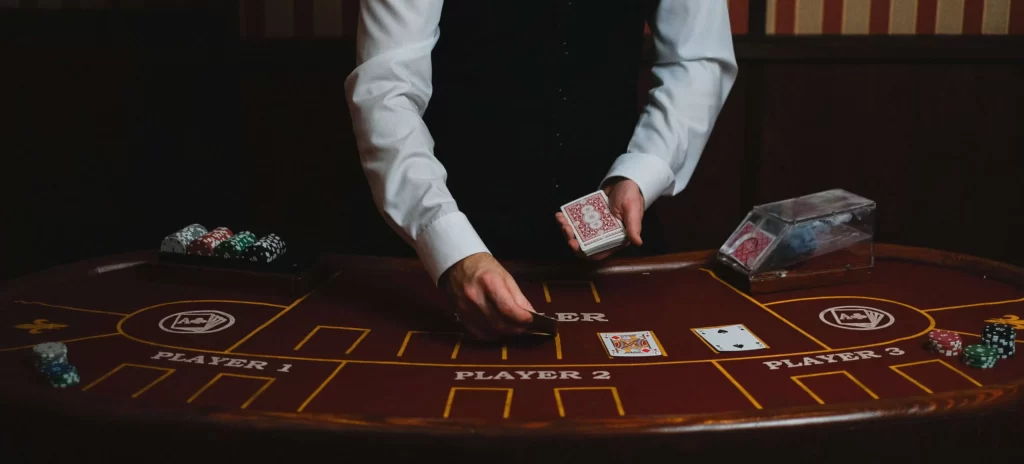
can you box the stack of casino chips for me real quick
[962,344,999,369]
[213,231,257,258]
[981,322,1016,359]
[33,342,80,388]
[241,233,287,263]
[160,224,208,254]
[925,329,963,356]
[159,224,287,263]
[187,227,234,256]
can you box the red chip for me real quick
[186,227,234,256]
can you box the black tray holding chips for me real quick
[156,249,318,275]
[152,240,329,297]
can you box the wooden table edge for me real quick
[1,243,1022,439]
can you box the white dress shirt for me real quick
[345,0,738,284]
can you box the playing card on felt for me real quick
[599,331,663,357]
[693,324,766,352]
[560,191,625,249]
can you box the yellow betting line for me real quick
[942,328,1024,343]
[297,362,347,412]
[700,268,831,350]
[224,271,342,353]
[711,360,762,409]
[923,297,1024,313]
[224,293,313,353]
[13,300,128,316]
[0,333,121,352]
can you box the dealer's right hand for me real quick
[439,252,536,340]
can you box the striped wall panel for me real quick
[731,0,752,34]
[0,0,749,38]
[239,0,358,39]
[766,0,1024,35]
[643,0,750,36]
[3,0,1021,36]
[240,0,750,40]
[0,0,205,8]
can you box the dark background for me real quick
[2,3,1022,282]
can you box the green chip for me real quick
[214,231,257,258]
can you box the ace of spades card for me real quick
[692,324,767,352]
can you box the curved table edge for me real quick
[1,244,1023,439]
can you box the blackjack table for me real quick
[2,244,1023,462]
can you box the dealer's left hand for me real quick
[555,177,645,260]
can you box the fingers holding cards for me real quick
[555,212,582,253]
[561,191,623,244]
[526,311,558,336]
[560,191,628,257]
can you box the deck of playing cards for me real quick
[560,191,627,256]
[720,221,777,270]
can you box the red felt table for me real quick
[2,244,1023,462]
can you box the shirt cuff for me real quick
[601,152,675,211]
[414,211,490,285]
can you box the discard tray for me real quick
[715,189,876,294]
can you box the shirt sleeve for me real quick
[344,0,489,285]
[602,0,739,211]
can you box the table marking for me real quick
[81,363,175,398]
[115,332,935,368]
[553,387,624,417]
[13,300,130,316]
[0,332,120,352]
[542,280,600,303]
[455,370,600,380]
[223,270,342,353]
[922,297,1024,313]
[114,300,936,368]
[443,387,513,419]
[293,325,370,354]
[983,315,1024,330]
[297,362,347,412]
[187,372,276,409]
[397,331,464,359]
[700,268,832,350]
[763,348,901,370]
[790,371,878,405]
[888,359,982,394]
[499,333,561,360]
[14,318,69,334]
[225,295,315,353]
[711,360,763,409]
[943,328,1024,343]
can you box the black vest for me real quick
[422,1,655,259]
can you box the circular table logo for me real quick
[819,305,894,331]
[159,310,235,334]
